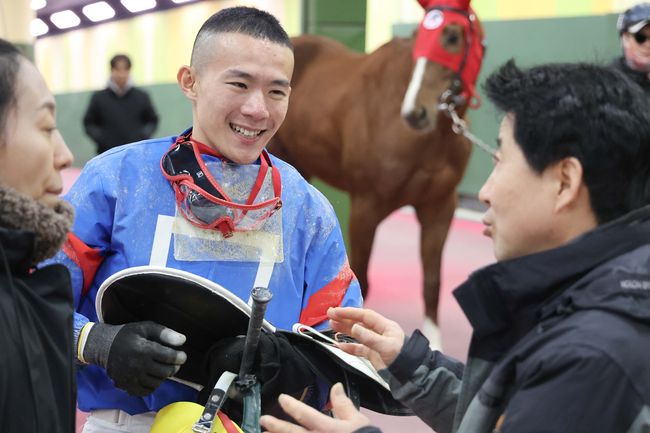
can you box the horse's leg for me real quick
[415,192,457,349]
[348,193,386,299]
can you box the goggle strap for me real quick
[267,151,283,201]
[245,151,270,207]
[190,141,234,202]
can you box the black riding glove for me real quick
[197,332,318,422]
[83,321,187,396]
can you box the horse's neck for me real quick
[357,38,415,117]
[367,38,414,81]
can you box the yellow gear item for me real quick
[150,401,243,433]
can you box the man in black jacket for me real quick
[260,61,650,433]
[612,3,650,93]
[83,54,159,154]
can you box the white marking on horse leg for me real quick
[422,317,442,351]
[401,57,428,118]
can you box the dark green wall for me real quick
[302,0,366,51]
[395,13,621,195]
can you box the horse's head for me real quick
[401,0,485,131]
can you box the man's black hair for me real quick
[191,6,292,67]
[110,54,131,70]
[0,39,22,140]
[485,59,650,223]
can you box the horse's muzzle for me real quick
[402,106,433,130]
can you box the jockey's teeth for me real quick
[232,125,260,137]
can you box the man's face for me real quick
[111,59,130,89]
[622,24,650,70]
[0,59,73,208]
[185,32,293,164]
[478,116,561,261]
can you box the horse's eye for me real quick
[446,33,460,45]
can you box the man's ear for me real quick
[177,65,197,100]
[555,156,585,213]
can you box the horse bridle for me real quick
[438,94,497,157]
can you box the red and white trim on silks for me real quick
[299,260,356,327]
[63,232,104,298]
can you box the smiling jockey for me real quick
[46,7,361,433]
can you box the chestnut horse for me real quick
[269,0,485,341]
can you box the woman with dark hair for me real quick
[0,38,76,432]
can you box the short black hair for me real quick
[110,54,131,69]
[485,60,650,224]
[0,39,22,140]
[190,6,292,68]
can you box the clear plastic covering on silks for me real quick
[97,266,413,431]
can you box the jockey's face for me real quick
[179,32,293,164]
[478,115,564,262]
[0,59,73,208]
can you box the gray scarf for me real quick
[0,184,74,266]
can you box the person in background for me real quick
[83,53,159,154]
[0,38,76,432]
[51,6,362,433]
[613,2,650,92]
[260,60,650,433]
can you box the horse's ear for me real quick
[417,0,472,11]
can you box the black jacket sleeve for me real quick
[83,92,105,147]
[138,91,158,139]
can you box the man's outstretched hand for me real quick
[327,307,405,371]
[259,383,371,433]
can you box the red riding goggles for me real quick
[160,133,282,238]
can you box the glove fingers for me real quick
[110,359,180,396]
[159,327,186,347]
[140,321,186,348]
[150,340,187,365]
[143,359,182,380]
